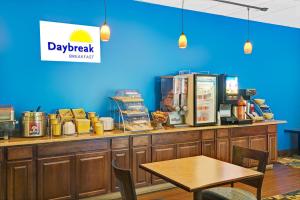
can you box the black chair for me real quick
[112,160,137,200]
[197,146,269,200]
[112,160,163,200]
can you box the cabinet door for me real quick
[131,147,151,188]
[38,155,75,200]
[268,134,277,164]
[177,142,200,158]
[7,160,35,200]
[76,151,111,198]
[230,137,249,167]
[249,135,267,167]
[216,138,229,162]
[202,140,215,158]
[112,149,130,191]
[152,144,176,184]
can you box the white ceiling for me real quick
[137,0,300,29]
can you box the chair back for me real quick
[232,145,269,200]
[112,160,137,200]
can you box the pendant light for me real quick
[178,0,187,48]
[100,0,111,42]
[244,7,253,54]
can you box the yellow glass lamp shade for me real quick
[100,23,111,42]
[178,33,187,48]
[244,40,253,54]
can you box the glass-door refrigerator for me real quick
[185,74,218,126]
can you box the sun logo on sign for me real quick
[69,30,93,43]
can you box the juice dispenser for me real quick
[160,75,188,126]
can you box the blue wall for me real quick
[0,0,299,150]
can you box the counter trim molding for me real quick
[0,120,286,147]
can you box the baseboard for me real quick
[84,183,175,200]
[250,164,273,170]
[278,149,299,157]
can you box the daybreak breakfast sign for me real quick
[40,21,101,63]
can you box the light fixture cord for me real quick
[181,0,185,34]
[247,7,250,40]
[104,0,107,23]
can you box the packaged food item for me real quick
[58,109,73,122]
[63,121,76,135]
[72,108,86,119]
[75,119,90,134]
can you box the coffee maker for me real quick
[218,74,239,125]
[0,105,16,140]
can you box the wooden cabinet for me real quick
[177,142,200,158]
[37,155,75,200]
[131,147,151,187]
[230,137,249,150]
[268,134,277,164]
[111,149,129,191]
[216,138,229,162]
[249,135,267,167]
[152,144,176,184]
[6,160,35,200]
[202,140,215,158]
[267,125,277,133]
[201,130,215,158]
[76,151,111,198]
[249,136,267,151]
[217,129,229,138]
[131,135,151,188]
[231,126,267,137]
[152,144,177,162]
[230,137,249,166]
[0,124,281,199]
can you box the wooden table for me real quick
[140,156,263,200]
[285,128,300,154]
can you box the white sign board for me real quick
[40,21,101,63]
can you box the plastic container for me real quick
[100,117,114,131]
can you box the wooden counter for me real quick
[0,120,286,147]
[0,120,286,200]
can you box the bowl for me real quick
[254,99,265,105]
[152,111,168,123]
[263,113,274,120]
